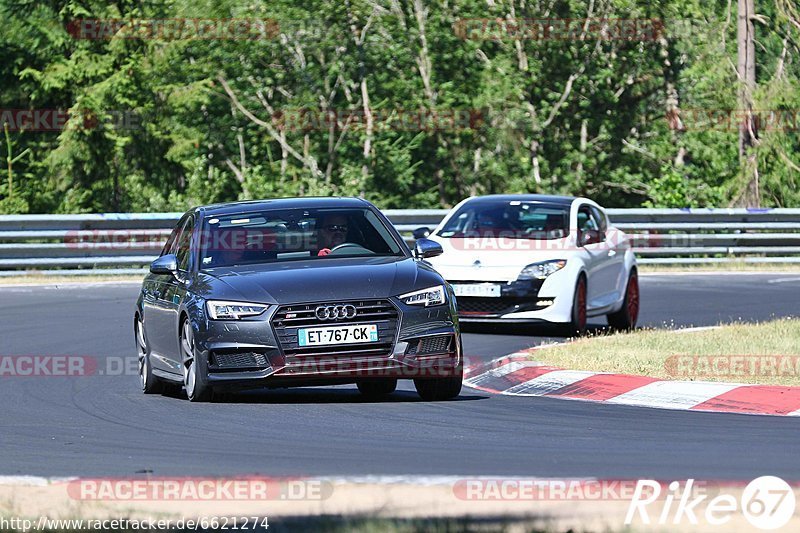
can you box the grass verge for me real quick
[530,318,800,386]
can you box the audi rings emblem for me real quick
[315,304,357,320]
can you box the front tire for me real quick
[357,379,397,398]
[180,319,213,402]
[565,275,588,336]
[136,316,164,394]
[607,269,639,330]
[414,365,463,401]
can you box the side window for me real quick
[364,210,402,254]
[590,206,607,234]
[175,216,194,271]
[577,206,598,232]
[160,219,183,257]
[453,212,470,233]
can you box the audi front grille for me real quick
[271,299,399,361]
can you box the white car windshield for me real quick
[438,201,569,240]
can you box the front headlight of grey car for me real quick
[517,259,567,280]
[206,300,270,320]
[399,285,446,307]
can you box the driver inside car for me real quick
[315,214,350,256]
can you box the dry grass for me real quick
[529,318,800,385]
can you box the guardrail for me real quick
[1,208,799,276]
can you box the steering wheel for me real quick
[328,242,372,256]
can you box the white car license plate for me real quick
[298,324,378,347]
[452,283,502,298]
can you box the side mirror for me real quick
[150,254,178,276]
[579,229,602,247]
[412,227,431,240]
[414,238,443,259]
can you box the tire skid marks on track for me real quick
[464,355,800,416]
[503,370,598,396]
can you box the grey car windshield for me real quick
[200,208,404,268]
[438,201,570,240]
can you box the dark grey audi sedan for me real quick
[134,197,462,402]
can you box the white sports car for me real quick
[416,194,639,334]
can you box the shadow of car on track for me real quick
[158,385,489,404]
[460,321,609,338]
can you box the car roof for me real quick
[463,194,577,206]
[196,197,371,217]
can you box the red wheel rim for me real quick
[577,280,587,329]
[627,274,639,324]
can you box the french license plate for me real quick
[452,283,502,298]
[298,324,378,347]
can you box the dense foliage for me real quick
[1,0,798,213]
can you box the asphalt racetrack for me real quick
[1,273,798,480]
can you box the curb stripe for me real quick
[466,363,558,393]
[505,370,598,396]
[490,361,539,377]
[691,385,800,415]
[547,374,661,401]
[464,354,800,416]
[463,354,528,379]
[605,381,740,410]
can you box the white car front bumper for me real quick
[443,266,578,324]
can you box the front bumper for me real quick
[450,277,573,324]
[194,298,460,390]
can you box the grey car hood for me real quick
[195,256,440,304]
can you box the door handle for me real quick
[607,250,617,257]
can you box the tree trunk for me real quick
[4,123,13,199]
[737,0,759,207]
[360,78,373,199]
[530,139,541,187]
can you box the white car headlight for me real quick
[206,300,269,320]
[399,285,446,307]
[518,260,567,280]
